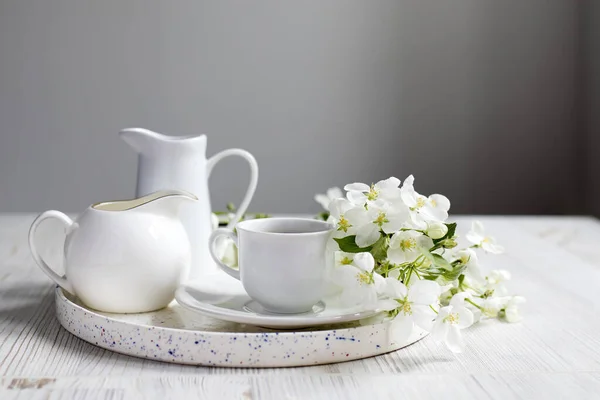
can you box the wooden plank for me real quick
[0,373,599,400]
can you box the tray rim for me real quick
[55,287,429,367]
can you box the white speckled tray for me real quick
[55,288,428,367]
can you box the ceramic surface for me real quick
[29,190,196,313]
[120,128,259,281]
[175,284,380,329]
[209,218,334,313]
[55,288,428,367]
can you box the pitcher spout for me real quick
[119,127,206,155]
[119,128,165,154]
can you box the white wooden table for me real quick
[1,214,600,399]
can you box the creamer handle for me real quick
[28,211,75,294]
[206,149,258,229]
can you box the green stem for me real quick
[404,268,413,286]
[415,255,425,266]
[400,228,425,234]
[429,305,439,314]
[465,298,483,310]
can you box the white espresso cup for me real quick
[208,218,334,314]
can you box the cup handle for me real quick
[28,210,76,294]
[206,149,258,229]
[208,228,241,280]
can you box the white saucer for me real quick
[175,283,381,329]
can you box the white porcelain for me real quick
[29,190,196,313]
[209,218,334,314]
[120,127,259,281]
[175,284,380,329]
[55,287,428,367]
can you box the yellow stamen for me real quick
[337,215,352,233]
[416,197,426,209]
[400,238,417,251]
[443,312,460,324]
[400,301,412,315]
[367,184,379,201]
[374,211,389,227]
[340,256,353,265]
[356,271,372,285]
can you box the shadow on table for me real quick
[0,282,55,323]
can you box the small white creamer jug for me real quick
[29,190,197,313]
[119,128,258,282]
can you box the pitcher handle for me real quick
[206,149,258,229]
[28,210,76,294]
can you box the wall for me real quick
[0,0,580,214]
[586,0,600,216]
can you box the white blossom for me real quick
[455,248,484,283]
[315,187,343,210]
[330,252,385,309]
[426,222,448,240]
[312,175,522,353]
[466,221,504,254]
[328,198,357,236]
[345,200,410,247]
[400,175,450,229]
[484,269,511,296]
[380,279,440,341]
[471,296,507,319]
[387,230,434,264]
[344,177,402,207]
[503,296,526,323]
[431,292,474,352]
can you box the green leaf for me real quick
[420,248,435,263]
[316,211,330,221]
[441,263,468,281]
[253,213,271,219]
[432,253,453,271]
[370,234,389,260]
[445,222,457,238]
[333,235,374,253]
[433,222,457,244]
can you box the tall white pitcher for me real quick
[120,128,258,281]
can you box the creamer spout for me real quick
[140,190,198,217]
[92,190,197,215]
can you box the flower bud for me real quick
[441,239,458,249]
[427,222,448,239]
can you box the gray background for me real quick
[0,0,594,215]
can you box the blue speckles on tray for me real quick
[54,288,426,367]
